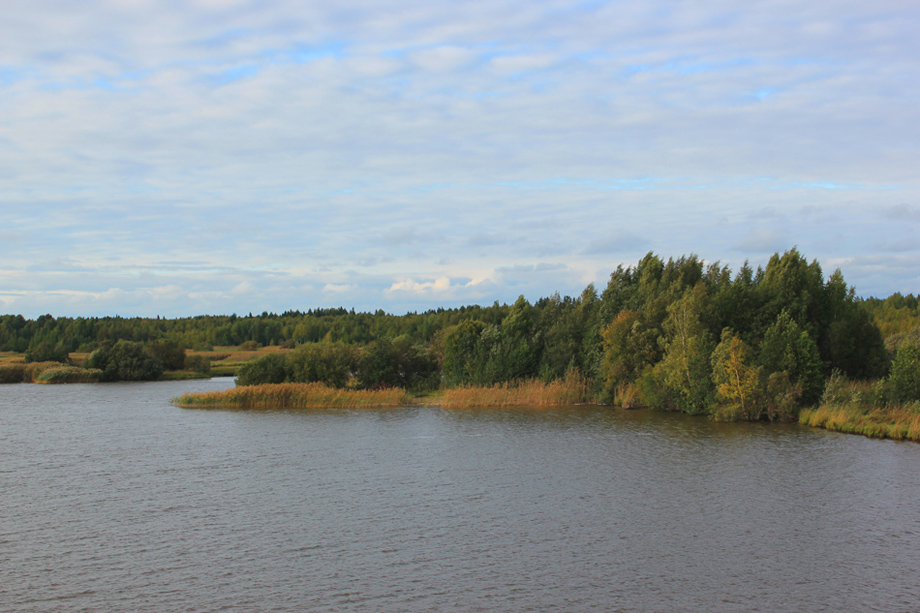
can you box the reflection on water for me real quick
[2,379,919,612]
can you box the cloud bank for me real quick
[0,0,917,316]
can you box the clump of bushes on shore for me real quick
[173,382,411,410]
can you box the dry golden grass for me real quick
[0,352,25,365]
[440,373,592,408]
[799,404,920,442]
[173,382,411,410]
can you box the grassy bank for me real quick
[440,374,592,408]
[173,382,411,410]
[799,404,920,442]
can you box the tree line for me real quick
[2,249,918,416]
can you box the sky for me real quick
[1,0,917,318]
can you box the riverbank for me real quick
[799,404,920,442]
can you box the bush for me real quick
[148,339,186,371]
[357,337,439,391]
[24,340,69,364]
[185,354,211,374]
[287,343,358,388]
[888,345,920,403]
[83,340,164,381]
[236,353,288,386]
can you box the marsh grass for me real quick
[35,366,103,384]
[799,375,920,442]
[0,363,26,383]
[800,403,920,442]
[440,372,592,408]
[173,382,411,410]
[23,362,67,382]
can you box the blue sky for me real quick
[1,0,917,317]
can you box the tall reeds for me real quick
[799,404,920,442]
[35,366,103,384]
[799,375,920,442]
[172,382,411,410]
[440,372,592,408]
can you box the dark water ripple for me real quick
[2,379,919,612]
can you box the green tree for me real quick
[84,340,164,382]
[760,310,824,405]
[287,342,359,388]
[148,339,186,371]
[657,284,715,414]
[887,345,920,403]
[236,353,287,386]
[24,339,69,364]
[711,330,764,421]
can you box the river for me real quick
[2,378,919,612]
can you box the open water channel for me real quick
[2,377,919,612]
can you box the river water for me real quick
[2,378,919,612]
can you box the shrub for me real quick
[148,339,186,371]
[185,354,211,374]
[287,342,358,388]
[888,345,920,403]
[83,340,164,381]
[236,353,288,386]
[24,340,69,364]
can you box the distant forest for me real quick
[3,249,919,419]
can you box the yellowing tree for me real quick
[711,329,764,421]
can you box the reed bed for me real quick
[799,404,920,442]
[440,374,592,408]
[172,382,411,410]
[23,362,66,383]
[35,366,103,384]
[0,363,26,383]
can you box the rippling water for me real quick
[2,378,919,612]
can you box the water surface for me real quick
[2,379,919,611]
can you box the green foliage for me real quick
[236,353,287,386]
[711,330,765,421]
[83,340,165,382]
[286,342,359,388]
[601,309,660,400]
[888,345,920,403]
[657,285,715,414]
[24,339,69,364]
[760,310,824,404]
[184,354,212,374]
[148,339,186,370]
[356,336,438,391]
[442,320,486,385]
